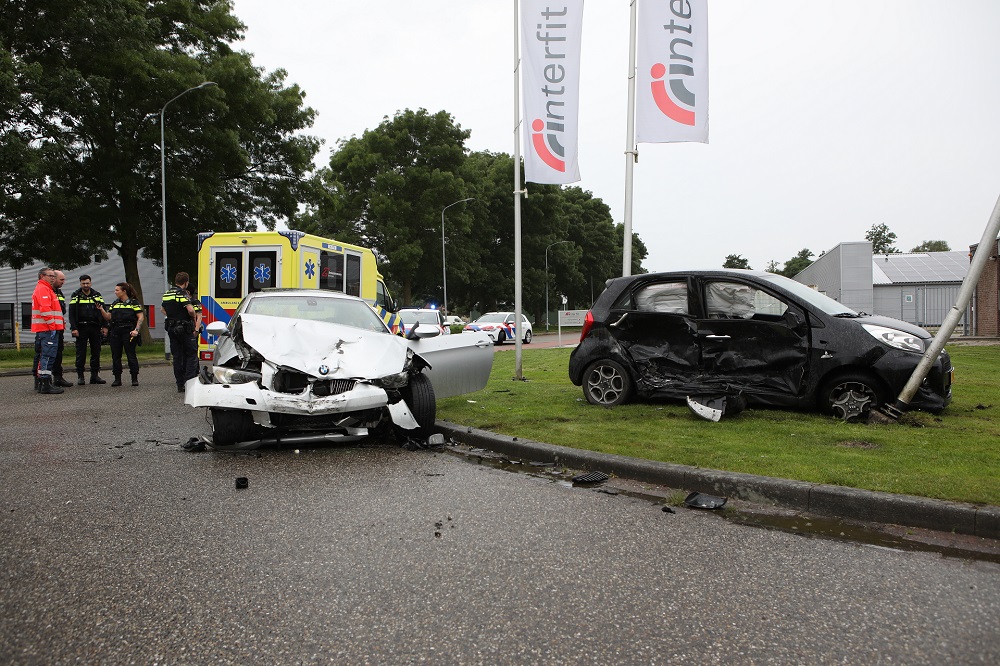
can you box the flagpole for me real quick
[622,0,638,277]
[513,0,525,379]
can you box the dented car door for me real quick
[695,279,810,399]
[607,279,700,394]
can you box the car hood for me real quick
[234,313,408,379]
[853,314,932,339]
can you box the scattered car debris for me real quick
[686,394,747,422]
[683,492,728,510]
[661,506,676,513]
[180,437,208,452]
[235,477,249,489]
[572,471,610,484]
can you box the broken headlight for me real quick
[861,324,924,353]
[211,366,263,385]
[371,370,409,389]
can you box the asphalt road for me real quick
[2,366,999,664]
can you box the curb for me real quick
[0,360,172,378]
[437,421,1000,540]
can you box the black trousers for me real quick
[168,328,198,388]
[109,329,139,378]
[75,325,103,374]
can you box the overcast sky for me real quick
[231,0,1000,272]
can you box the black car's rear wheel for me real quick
[583,359,633,406]
[819,371,886,421]
[210,408,257,446]
[523,330,532,344]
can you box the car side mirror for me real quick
[405,323,442,340]
[782,310,805,330]
[206,320,229,337]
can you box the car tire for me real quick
[400,372,436,434]
[210,408,257,446]
[818,371,886,421]
[523,330,532,344]
[495,330,506,345]
[583,359,633,406]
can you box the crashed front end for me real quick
[185,314,423,445]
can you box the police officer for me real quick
[161,271,198,393]
[68,274,108,385]
[99,282,144,386]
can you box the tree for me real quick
[723,254,751,269]
[911,240,951,252]
[780,248,814,277]
[1,0,320,336]
[866,223,899,254]
[765,260,781,273]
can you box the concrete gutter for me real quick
[437,421,1000,540]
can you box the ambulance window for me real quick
[215,252,243,299]
[345,254,361,297]
[375,281,391,310]
[248,251,276,291]
[320,251,344,292]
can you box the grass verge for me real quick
[438,344,1000,506]
[0,341,170,370]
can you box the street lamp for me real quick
[545,240,571,331]
[441,197,473,314]
[160,81,216,292]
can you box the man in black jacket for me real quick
[68,274,108,385]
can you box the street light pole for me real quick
[545,240,571,332]
[160,81,216,292]
[440,197,473,314]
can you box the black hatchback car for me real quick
[568,270,953,418]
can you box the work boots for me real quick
[131,373,139,387]
[90,372,106,385]
[39,376,64,395]
[53,375,73,388]
[111,374,122,387]
[77,372,86,386]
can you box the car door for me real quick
[605,279,700,394]
[406,332,495,398]
[695,278,810,398]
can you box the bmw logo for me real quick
[318,365,329,376]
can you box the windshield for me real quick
[399,310,441,325]
[243,295,389,333]
[475,313,509,324]
[759,274,858,316]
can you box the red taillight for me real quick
[579,311,594,342]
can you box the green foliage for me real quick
[723,254,751,269]
[779,248,814,277]
[0,0,320,304]
[910,240,951,252]
[438,345,1000,505]
[866,223,900,254]
[304,110,643,318]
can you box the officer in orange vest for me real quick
[31,267,66,395]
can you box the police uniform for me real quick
[162,284,198,391]
[69,286,107,384]
[108,298,143,386]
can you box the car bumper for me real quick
[185,378,390,416]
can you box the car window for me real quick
[704,281,788,319]
[399,311,441,325]
[633,281,689,314]
[245,296,389,332]
[476,313,507,324]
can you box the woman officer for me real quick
[99,282,144,386]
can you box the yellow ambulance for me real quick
[196,230,401,363]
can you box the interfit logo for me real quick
[649,2,700,126]
[529,6,570,172]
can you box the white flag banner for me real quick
[636,0,709,143]
[521,0,584,184]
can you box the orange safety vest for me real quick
[31,280,65,332]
